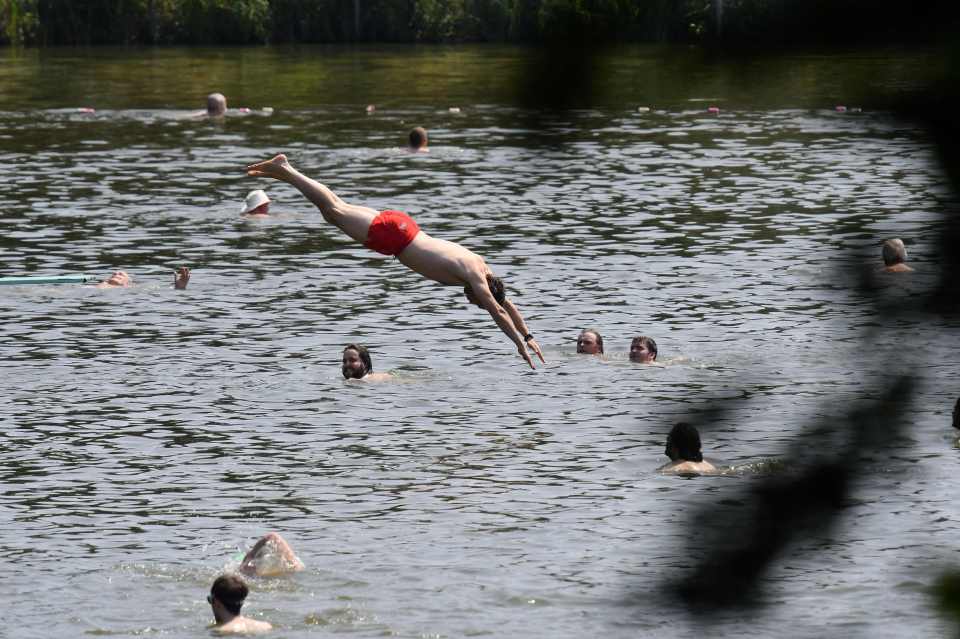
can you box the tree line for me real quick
[0,0,955,47]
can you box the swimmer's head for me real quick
[206,93,227,117]
[665,422,703,463]
[882,238,907,266]
[102,270,131,287]
[463,274,506,308]
[209,574,247,617]
[953,398,960,430]
[240,189,271,215]
[577,328,604,355]
[408,126,428,150]
[342,343,372,380]
[630,336,657,363]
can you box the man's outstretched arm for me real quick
[503,299,545,364]
[467,273,535,369]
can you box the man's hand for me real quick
[518,344,535,369]
[526,338,546,364]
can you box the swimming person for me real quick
[206,93,227,117]
[206,573,272,634]
[239,532,304,577]
[240,190,271,216]
[96,270,132,288]
[246,154,545,369]
[341,344,393,381]
[659,423,717,475]
[629,336,657,363]
[576,328,604,355]
[881,238,913,272]
[96,267,190,289]
[407,126,429,152]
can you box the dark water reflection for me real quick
[1,45,958,638]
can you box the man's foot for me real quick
[246,154,292,181]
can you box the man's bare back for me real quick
[246,154,545,368]
[398,233,489,286]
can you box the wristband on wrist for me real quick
[523,333,534,342]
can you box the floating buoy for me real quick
[835,105,847,113]
[637,106,650,113]
[365,104,376,114]
[77,107,95,114]
[707,106,720,114]
[448,107,461,113]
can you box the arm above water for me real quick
[502,298,545,364]
[466,271,535,369]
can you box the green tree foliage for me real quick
[172,0,270,44]
[12,0,946,47]
[0,0,40,45]
[1,0,706,45]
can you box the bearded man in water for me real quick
[246,154,545,369]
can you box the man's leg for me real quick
[247,154,377,243]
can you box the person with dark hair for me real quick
[576,329,604,355]
[341,344,392,381]
[239,532,304,577]
[207,573,271,633]
[953,398,960,431]
[407,126,428,152]
[629,336,657,363]
[659,423,716,475]
[881,238,913,272]
[246,154,545,369]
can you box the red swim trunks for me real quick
[364,210,421,256]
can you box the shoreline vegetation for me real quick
[1,0,955,48]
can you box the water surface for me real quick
[1,44,957,638]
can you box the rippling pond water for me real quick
[1,44,958,638]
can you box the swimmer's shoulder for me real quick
[659,460,718,476]
[214,617,272,634]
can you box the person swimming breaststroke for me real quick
[246,154,545,369]
[207,573,272,634]
[659,422,717,475]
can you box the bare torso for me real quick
[397,231,491,286]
